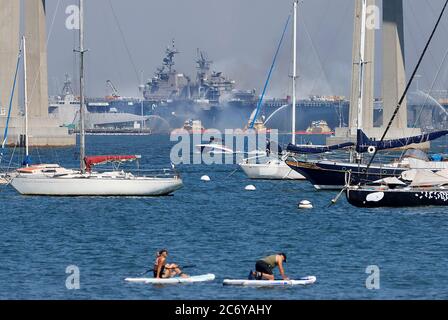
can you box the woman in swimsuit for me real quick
[153,249,189,278]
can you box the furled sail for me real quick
[286,142,354,154]
[356,129,448,153]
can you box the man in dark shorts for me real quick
[248,253,289,280]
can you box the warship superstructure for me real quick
[49,41,448,134]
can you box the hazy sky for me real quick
[44,0,448,100]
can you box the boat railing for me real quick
[127,168,182,179]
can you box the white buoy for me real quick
[201,175,211,182]
[245,185,256,191]
[298,200,313,209]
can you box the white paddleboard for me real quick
[222,276,316,287]
[125,273,215,284]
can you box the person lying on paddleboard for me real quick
[248,253,289,280]
[154,249,189,279]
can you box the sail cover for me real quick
[356,129,448,153]
[409,169,448,187]
[84,155,140,172]
[373,177,406,186]
[286,142,354,154]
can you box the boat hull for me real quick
[240,160,305,180]
[10,176,183,196]
[285,160,407,190]
[346,187,448,207]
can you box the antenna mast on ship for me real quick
[62,73,74,97]
[196,49,212,84]
[164,39,179,73]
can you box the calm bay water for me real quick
[1,135,448,299]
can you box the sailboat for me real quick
[239,0,305,180]
[285,0,448,190]
[345,0,448,208]
[285,129,448,190]
[10,0,183,196]
[346,169,448,207]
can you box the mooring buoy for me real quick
[298,200,313,209]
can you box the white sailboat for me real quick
[10,0,183,196]
[239,157,304,180]
[239,0,305,180]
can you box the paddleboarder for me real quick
[248,253,289,280]
[266,139,271,157]
[266,139,282,158]
[154,249,189,279]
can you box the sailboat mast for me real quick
[291,0,298,145]
[79,0,86,173]
[356,0,367,132]
[22,36,29,164]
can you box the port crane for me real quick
[106,80,120,98]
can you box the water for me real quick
[1,135,448,299]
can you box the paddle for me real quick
[140,265,197,276]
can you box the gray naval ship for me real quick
[114,41,260,131]
[100,41,353,133]
[50,41,448,134]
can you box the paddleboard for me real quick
[222,276,316,287]
[125,273,215,284]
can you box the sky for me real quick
[43,0,448,100]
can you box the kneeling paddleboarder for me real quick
[154,249,189,279]
[249,253,289,280]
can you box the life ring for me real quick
[367,146,376,154]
